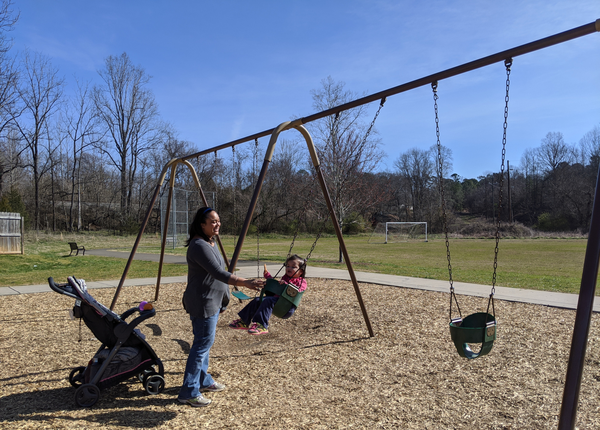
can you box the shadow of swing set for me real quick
[105,20,599,429]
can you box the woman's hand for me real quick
[245,279,265,291]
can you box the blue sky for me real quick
[9,0,600,179]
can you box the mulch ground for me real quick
[1,279,599,429]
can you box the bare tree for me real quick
[79,151,120,229]
[14,51,64,231]
[0,130,22,193]
[318,128,384,219]
[0,58,21,195]
[61,80,102,231]
[259,138,307,231]
[309,76,385,261]
[147,123,197,187]
[310,77,384,204]
[93,52,161,221]
[537,132,574,174]
[0,0,21,195]
[579,125,600,169]
[0,0,18,133]
[395,147,436,221]
[0,0,16,53]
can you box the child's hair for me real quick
[185,206,215,246]
[286,254,307,277]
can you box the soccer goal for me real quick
[384,222,428,243]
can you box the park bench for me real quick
[68,242,85,256]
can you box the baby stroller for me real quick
[48,276,165,407]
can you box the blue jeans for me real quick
[238,296,295,329]
[178,312,219,399]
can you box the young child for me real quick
[229,254,307,335]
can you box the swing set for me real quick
[107,20,599,428]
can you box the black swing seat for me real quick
[449,312,497,359]
[261,278,304,319]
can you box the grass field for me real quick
[0,231,591,294]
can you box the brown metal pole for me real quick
[154,163,177,301]
[180,20,600,163]
[229,159,269,272]
[181,159,229,268]
[314,166,375,337]
[229,123,288,272]
[155,159,231,302]
[110,175,165,310]
[558,163,600,429]
[295,123,375,337]
[300,20,600,126]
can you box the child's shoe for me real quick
[178,395,211,407]
[228,319,249,330]
[200,381,226,392]
[248,322,268,335]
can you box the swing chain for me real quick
[432,82,461,321]
[360,97,386,146]
[231,145,241,284]
[254,138,261,278]
[287,225,299,258]
[491,58,512,297]
[286,193,309,258]
[285,189,329,268]
[305,214,324,260]
[433,82,454,290]
[232,146,236,232]
[304,203,332,263]
[253,138,259,183]
[305,231,322,262]
[257,221,260,278]
[287,174,321,258]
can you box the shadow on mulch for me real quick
[1,383,178,427]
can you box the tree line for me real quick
[0,1,598,237]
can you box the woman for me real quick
[178,206,264,407]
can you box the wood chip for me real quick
[0,279,598,428]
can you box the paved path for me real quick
[1,249,598,312]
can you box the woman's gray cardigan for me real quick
[182,238,231,318]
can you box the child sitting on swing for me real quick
[229,254,307,335]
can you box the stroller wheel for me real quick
[69,366,86,387]
[137,366,156,383]
[143,373,165,395]
[75,383,100,407]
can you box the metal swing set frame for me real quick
[108,20,600,429]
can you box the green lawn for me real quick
[232,235,589,294]
[0,232,189,287]
[0,231,592,295]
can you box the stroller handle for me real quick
[48,277,79,299]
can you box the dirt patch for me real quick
[1,279,599,429]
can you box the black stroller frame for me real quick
[48,276,165,407]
